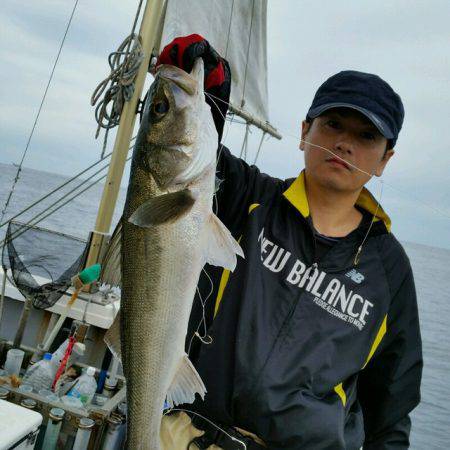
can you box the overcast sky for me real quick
[0,0,449,249]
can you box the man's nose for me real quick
[334,134,355,155]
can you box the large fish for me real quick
[102,58,243,450]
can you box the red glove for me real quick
[156,34,231,142]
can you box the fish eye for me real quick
[153,99,169,115]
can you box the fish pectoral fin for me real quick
[205,214,244,271]
[166,354,206,408]
[128,189,196,227]
[104,311,122,361]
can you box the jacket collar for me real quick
[283,170,391,232]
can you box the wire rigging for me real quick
[241,0,256,107]
[0,139,135,248]
[0,154,133,249]
[205,91,450,222]
[0,152,111,230]
[253,131,267,165]
[0,0,79,225]
[224,0,236,60]
[0,137,136,231]
[239,123,251,160]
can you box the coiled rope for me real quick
[91,34,143,140]
[91,0,144,157]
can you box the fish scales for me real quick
[121,151,206,447]
[122,221,203,447]
[102,60,243,450]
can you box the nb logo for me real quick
[345,268,365,284]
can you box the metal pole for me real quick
[0,270,6,332]
[13,296,33,349]
[228,102,282,140]
[85,0,166,268]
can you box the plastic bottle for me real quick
[22,352,55,391]
[51,339,85,373]
[68,367,97,405]
[4,348,25,376]
[51,339,68,367]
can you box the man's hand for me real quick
[156,34,231,141]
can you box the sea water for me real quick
[0,162,448,449]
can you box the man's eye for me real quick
[326,120,340,129]
[361,132,376,140]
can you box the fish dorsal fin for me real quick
[205,214,244,271]
[129,189,196,227]
[166,354,206,408]
[99,219,122,288]
[104,311,122,361]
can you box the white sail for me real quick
[159,0,269,124]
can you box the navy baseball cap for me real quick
[307,70,404,147]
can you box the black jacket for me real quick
[187,147,423,450]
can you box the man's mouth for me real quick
[326,157,351,170]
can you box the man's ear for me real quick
[375,149,395,177]
[300,120,311,151]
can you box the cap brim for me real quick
[307,102,394,139]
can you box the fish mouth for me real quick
[146,141,194,152]
[157,64,197,95]
[326,157,351,170]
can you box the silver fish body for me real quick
[112,59,242,450]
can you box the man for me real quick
[158,36,423,450]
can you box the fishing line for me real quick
[187,268,214,356]
[205,92,376,178]
[186,101,238,354]
[206,90,387,265]
[298,135,386,265]
[185,95,236,354]
[206,92,375,177]
[291,135,450,221]
[164,407,247,450]
[297,139,374,177]
[0,0,80,225]
[204,91,450,222]
[354,179,384,266]
[213,107,235,216]
[195,278,213,345]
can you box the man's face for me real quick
[300,108,394,193]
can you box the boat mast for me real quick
[85,0,166,268]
